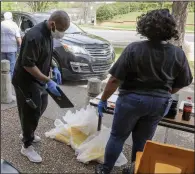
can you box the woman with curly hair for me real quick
[95,9,193,174]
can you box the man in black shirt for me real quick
[96,9,193,174]
[12,11,70,163]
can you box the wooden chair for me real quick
[134,140,194,174]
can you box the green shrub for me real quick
[96,2,194,22]
[163,2,172,11]
[115,3,130,15]
[110,4,119,16]
[96,5,115,22]
[139,2,162,12]
[129,2,140,12]
[97,2,170,22]
[188,2,194,12]
[97,3,131,22]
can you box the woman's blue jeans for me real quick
[103,93,172,173]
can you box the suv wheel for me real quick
[49,55,62,82]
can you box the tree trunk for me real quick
[82,2,93,24]
[94,8,97,26]
[83,7,88,24]
[26,2,51,12]
[169,1,189,48]
[82,2,87,24]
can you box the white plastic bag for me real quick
[62,105,98,150]
[63,105,98,136]
[76,127,128,166]
[45,119,70,145]
[114,153,128,167]
[45,107,128,167]
[68,126,88,150]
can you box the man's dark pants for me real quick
[14,82,48,148]
[103,93,172,173]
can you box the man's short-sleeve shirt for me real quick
[1,20,21,53]
[109,41,193,97]
[12,21,53,87]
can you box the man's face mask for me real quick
[51,23,65,39]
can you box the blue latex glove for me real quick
[53,67,62,85]
[98,100,107,117]
[46,80,61,97]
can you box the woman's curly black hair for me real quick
[136,9,179,41]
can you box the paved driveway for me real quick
[82,28,194,47]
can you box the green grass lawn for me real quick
[112,12,194,24]
[98,24,194,32]
[102,24,137,31]
[95,12,194,32]
[114,47,124,60]
[112,12,142,21]
[186,12,195,24]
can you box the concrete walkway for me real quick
[1,107,131,173]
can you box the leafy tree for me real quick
[1,2,19,11]
[188,1,194,12]
[26,1,58,12]
[81,2,93,24]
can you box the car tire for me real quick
[51,54,63,83]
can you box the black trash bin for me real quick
[164,94,179,119]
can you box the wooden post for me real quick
[1,60,12,103]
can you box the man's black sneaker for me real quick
[95,164,107,174]
[122,162,135,174]
[122,167,131,174]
